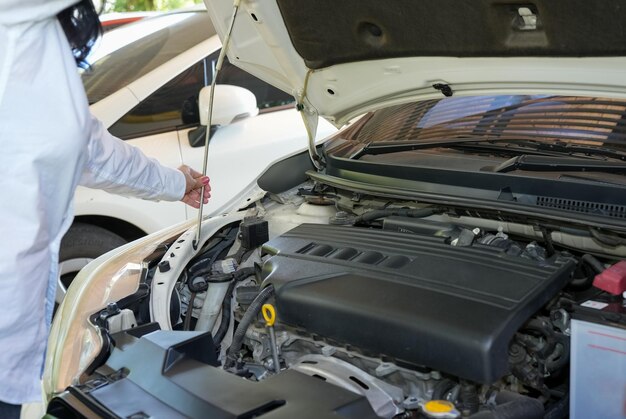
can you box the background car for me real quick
[57,8,335,307]
[99,11,157,32]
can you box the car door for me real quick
[74,61,208,234]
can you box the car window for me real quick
[108,59,206,140]
[82,11,215,105]
[214,55,295,110]
[109,52,294,140]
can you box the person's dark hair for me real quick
[57,0,102,67]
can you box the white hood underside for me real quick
[204,0,626,127]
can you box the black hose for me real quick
[354,208,436,224]
[431,379,457,400]
[225,284,275,368]
[213,281,236,345]
[213,267,257,345]
[569,254,605,289]
[545,334,570,372]
[581,254,605,274]
[468,391,544,419]
[460,382,479,415]
[519,317,557,358]
[183,293,196,331]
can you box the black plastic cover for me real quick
[276,0,626,69]
[262,224,576,383]
[240,218,270,250]
[48,330,376,419]
[257,149,317,194]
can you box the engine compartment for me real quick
[48,187,626,419]
[262,223,575,384]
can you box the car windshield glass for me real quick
[81,11,215,104]
[354,95,626,150]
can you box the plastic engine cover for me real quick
[261,224,576,383]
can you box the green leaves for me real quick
[110,0,202,13]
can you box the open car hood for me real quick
[204,0,626,127]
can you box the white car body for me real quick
[78,105,330,234]
[78,11,334,234]
[205,1,626,125]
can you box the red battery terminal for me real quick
[593,261,626,295]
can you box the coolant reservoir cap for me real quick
[421,400,460,419]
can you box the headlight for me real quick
[43,219,195,399]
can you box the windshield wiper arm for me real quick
[527,141,626,161]
[489,155,626,173]
[351,138,626,161]
[350,138,498,159]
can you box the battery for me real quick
[570,295,626,419]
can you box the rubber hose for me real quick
[431,379,457,400]
[225,284,275,367]
[520,318,556,357]
[545,334,570,372]
[355,208,436,224]
[569,254,605,288]
[213,281,236,345]
[581,254,605,274]
[460,382,479,415]
[469,391,544,419]
[183,292,196,331]
[213,267,256,345]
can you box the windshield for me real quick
[353,95,626,149]
[81,11,215,104]
[322,95,626,223]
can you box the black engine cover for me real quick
[262,223,575,383]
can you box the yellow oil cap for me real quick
[421,400,460,419]
[262,304,276,327]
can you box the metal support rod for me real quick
[194,0,241,249]
[268,326,281,373]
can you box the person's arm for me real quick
[79,114,210,207]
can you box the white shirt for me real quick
[0,1,186,403]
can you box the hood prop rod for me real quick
[297,70,324,171]
[194,0,241,250]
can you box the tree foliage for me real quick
[110,0,202,12]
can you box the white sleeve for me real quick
[79,114,186,201]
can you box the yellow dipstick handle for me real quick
[262,304,276,327]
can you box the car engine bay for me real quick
[48,184,626,419]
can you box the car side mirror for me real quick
[188,85,259,148]
[199,84,258,126]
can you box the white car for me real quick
[58,9,336,305]
[46,1,626,418]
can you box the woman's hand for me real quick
[178,165,210,208]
